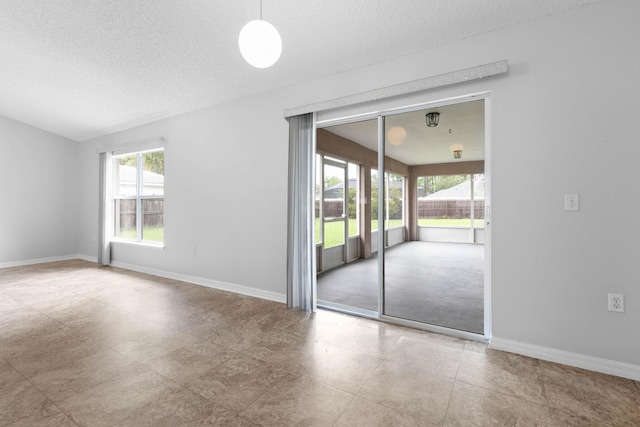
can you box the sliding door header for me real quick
[284,60,508,119]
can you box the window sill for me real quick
[110,239,165,249]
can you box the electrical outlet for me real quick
[608,293,624,312]
[191,246,196,256]
[564,194,579,211]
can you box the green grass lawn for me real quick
[316,218,404,248]
[117,226,164,242]
[316,218,483,247]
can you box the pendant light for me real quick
[238,0,282,68]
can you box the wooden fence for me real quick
[318,199,484,220]
[117,199,164,230]
[418,199,485,219]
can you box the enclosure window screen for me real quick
[417,174,484,228]
[112,149,164,243]
[386,173,404,230]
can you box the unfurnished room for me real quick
[1,1,639,425]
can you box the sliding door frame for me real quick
[315,92,492,342]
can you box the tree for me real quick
[143,151,164,175]
[117,151,164,176]
[418,174,468,196]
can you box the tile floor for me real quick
[0,260,638,426]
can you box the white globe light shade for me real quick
[387,126,407,145]
[238,20,282,68]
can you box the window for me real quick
[112,149,164,243]
[386,172,404,229]
[417,173,484,228]
[347,163,359,237]
[371,170,405,231]
[315,155,360,246]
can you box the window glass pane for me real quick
[387,173,403,229]
[315,155,322,244]
[417,174,472,227]
[114,199,136,239]
[347,163,359,237]
[142,151,165,196]
[473,174,485,228]
[323,164,344,220]
[371,169,378,231]
[142,198,164,242]
[112,150,164,243]
[113,155,137,197]
[323,221,345,248]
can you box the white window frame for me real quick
[112,148,164,245]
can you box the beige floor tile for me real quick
[358,360,454,425]
[142,340,238,385]
[5,411,78,427]
[115,386,250,427]
[195,321,267,351]
[299,344,382,394]
[325,321,402,359]
[251,305,306,332]
[444,381,556,426]
[39,297,119,326]
[284,309,358,340]
[3,326,102,379]
[0,378,61,427]
[540,361,640,426]
[548,407,619,427]
[463,339,490,354]
[0,306,65,343]
[456,348,547,404]
[0,357,26,394]
[130,299,210,328]
[58,366,182,427]
[387,335,464,379]
[241,374,353,426]
[25,293,97,319]
[0,293,26,312]
[27,349,141,403]
[3,260,638,427]
[244,328,324,368]
[185,354,289,411]
[334,396,425,427]
[169,306,235,335]
[109,326,201,364]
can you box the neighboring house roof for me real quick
[422,176,484,200]
[118,165,164,185]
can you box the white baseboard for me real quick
[77,254,98,263]
[109,260,287,304]
[0,254,82,269]
[1,255,286,305]
[490,337,640,381]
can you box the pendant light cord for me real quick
[260,0,263,19]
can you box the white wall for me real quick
[0,115,79,265]
[75,0,639,372]
[77,95,292,297]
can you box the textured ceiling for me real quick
[0,0,600,142]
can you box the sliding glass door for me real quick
[315,98,487,337]
[315,118,379,315]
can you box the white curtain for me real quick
[97,152,112,265]
[286,113,317,311]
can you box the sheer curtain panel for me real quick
[286,113,317,311]
[97,152,112,265]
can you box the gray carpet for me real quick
[317,241,484,334]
